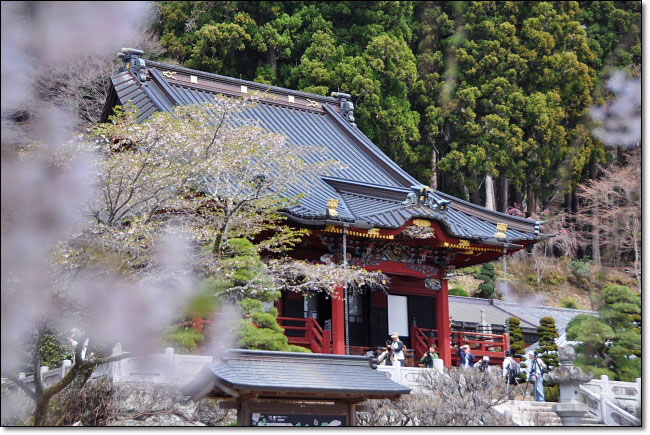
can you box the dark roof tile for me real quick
[181,349,410,400]
[104,62,544,242]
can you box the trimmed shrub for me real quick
[449,287,469,297]
[544,385,559,402]
[475,262,496,299]
[164,327,205,353]
[507,317,527,380]
[537,316,559,369]
[560,297,580,309]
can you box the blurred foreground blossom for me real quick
[589,70,641,148]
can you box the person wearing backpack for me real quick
[527,351,547,402]
[502,350,520,399]
[474,355,490,372]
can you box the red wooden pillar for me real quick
[332,285,346,354]
[437,278,452,366]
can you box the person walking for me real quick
[420,345,438,368]
[502,350,518,399]
[390,332,406,367]
[527,351,547,402]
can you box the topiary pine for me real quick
[237,297,309,352]
[537,316,559,369]
[507,317,527,381]
[475,262,497,299]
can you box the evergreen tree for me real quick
[537,316,559,402]
[537,316,559,369]
[566,284,640,381]
[475,262,496,299]
[507,316,527,381]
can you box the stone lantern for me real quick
[544,346,593,426]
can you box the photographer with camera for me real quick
[527,351,547,402]
[389,332,406,367]
[377,341,392,366]
[419,345,438,368]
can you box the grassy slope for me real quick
[448,256,637,310]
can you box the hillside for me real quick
[448,257,637,311]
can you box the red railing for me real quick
[450,330,510,365]
[411,326,510,366]
[277,317,332,354]
[174,317,214,333]
[410,325,440,362]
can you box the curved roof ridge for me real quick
[146,60,339,105]
[434,190,539,225]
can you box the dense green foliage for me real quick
[566,284,640,381]
[29,331,74,374]
[537,316,559,402]
[475,262,496,299]
[506,316,527,380]
[560,297,580,309]
[164,327,205,353]
[153,1,640,210]
[536,316,559,368]
[448,287,469,297]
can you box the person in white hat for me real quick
[390,332,405,366]
[474,355,490,372]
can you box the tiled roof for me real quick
[449,296,537,329]
[448,295,598,333]
[493,300,597,333]
[180,349,410,400]
[102,61,543,243]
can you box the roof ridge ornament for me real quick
[494,222,508,239]
[402,185,450,211]
[118,47,146,82]
[331,92,356,126]
[326,198,340,218]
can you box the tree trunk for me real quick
[268,47,278,77]
[430,144,438,189]
[588,154,598,180]
[592,210,601,266]
[632,216,641,292]
[485,174,495,210]
[526,174,536,214]
[564,192,572,213]
[470,175,480,204]
[515,189,524,210]
[470,188,480,205]
[499,175,508,212]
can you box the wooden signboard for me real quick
[239,400,354,427]
[251,413,346,426]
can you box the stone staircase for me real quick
[495,400,606,426]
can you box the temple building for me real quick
[101,51,548,366]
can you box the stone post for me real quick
[40,366,49,387]
[165,347,175,380]
[634,378,641,418]
[545,346,593,426]
[62,359,72,378]
[600,375,610,399]
[17,372,25,395]
[433,358,444,374]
